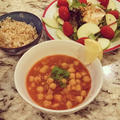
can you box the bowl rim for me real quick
[14,40,103,114]
[0,11,42,51]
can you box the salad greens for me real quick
[70,0,86,9]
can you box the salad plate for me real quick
[42,0,120,53]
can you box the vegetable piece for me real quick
[98,38,111,50]
[108,10,119,19]
[77,23,100,38]
[51,66,70,88]
[88,34,96,40]
[107,0,116,10]
[42,17,59,28]
[70,0,86,9]
[106,14,117,31]
[57,17,64,25]
[111,30,120,42]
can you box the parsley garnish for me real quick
[51,66,70,88]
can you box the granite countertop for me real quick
[0,0,120,120]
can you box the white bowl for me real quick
[14,40,103,115]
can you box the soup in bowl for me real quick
[14,40,103,115]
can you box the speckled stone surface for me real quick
[0,0,120,120]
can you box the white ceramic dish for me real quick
[42,0,120,53]
[14,40,103,115]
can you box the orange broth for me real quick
[26,55,91,110]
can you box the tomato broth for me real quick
[26,55,91,110]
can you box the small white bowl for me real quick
[14,40,103,115]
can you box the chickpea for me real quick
[69,64,74,67]
[43,100,51,107]
[61,62,68,69]
[82,82,87,88]
[54,94,62,102]
[76,96,83,103]
[72,86,76,90]
[73,60,79,66]
[61,78,67,84]
[70,73,75,79]
[82,75,91,83]
[29,76,34,82]
[52,103,59,108]
[34,67,40,71]
[76,79,81,84]
[41,61,47,65]
[81,71,87,76]
[69,79,76,86]
[67,85,71,91]
[33,67,37,71]
[76,72,82,79]
[49,83,56,89]
[81,90,87,97]
[40,65,49,73]
[28,87,32,90]
[36,86,43,92]
[47,89,53,94]
[68,67,75,73]
[41,82,45,85]
[31,82,35,87]
[44,75,48,80]
[75,85,82,91]
[37,93,44,100]
[34,76,41,82]
[66,101,72,109]
[47,77,54,84]
[62,88,69,94]
[46,94,53,100]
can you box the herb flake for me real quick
[51,66,70,88]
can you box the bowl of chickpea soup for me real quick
[14,40,103,115]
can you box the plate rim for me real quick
[42,0,120,53]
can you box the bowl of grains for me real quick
[0,11,42,55]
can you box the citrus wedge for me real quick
[85,39,103,65]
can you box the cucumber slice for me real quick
[98,38,111,50]
[42,17,59,29]
[56,30,71,40]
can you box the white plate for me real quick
[42,0,120,53]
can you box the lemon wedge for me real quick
[85,39,103,65]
